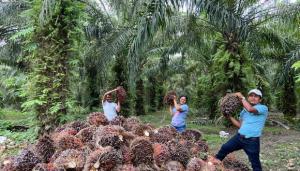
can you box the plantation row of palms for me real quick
[0,0,299,134]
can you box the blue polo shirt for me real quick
[171,104,189,127]
[238,104,268,138]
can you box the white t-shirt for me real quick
[102,101,117,121]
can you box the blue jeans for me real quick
[216,133,262,171]
[172,125,186,133]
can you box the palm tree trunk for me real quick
[135,78,145,115]
[282,70,297,120]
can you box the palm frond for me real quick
[39,0,56,26]
[286,46,300,69]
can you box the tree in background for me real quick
[22,0,85,134]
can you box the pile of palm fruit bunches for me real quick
[1,113,249,171]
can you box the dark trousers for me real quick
[172,125,186,133]
[216,133,262,171]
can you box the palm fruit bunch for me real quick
[123,117,141,131]
[87,112,109,126]
[136,163,158,171]
[84,146,122,171]
[112,164,137,171]
[53,126,77,136]
[53,133,83,151]
[69,121,89,132]
[6,109,252,171]
[186,157,205,171]
[167,140,191,167]
[120,145,134,164]
[181,129,202,142]
[12,149,41,171]
[153,143,171,167]
[94,125,125,149]
[97,146,123,170]
[35,135,55,162]
[163,161,185,171]
[32,163,58,171]
[53,149,85,171]
[222,155,250,171]
[116,86,127,103]
[110,115,126,126]
[75,126,97,150]
[130,137,154,166]
[194,140,209,153]
[220,93,241,117]
[132,123,153,137]
[0,157,15,171]
[150,126,178,144]
[163,90,177,105]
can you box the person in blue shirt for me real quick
[211,88,268,171]
[102,87,121,121]
[169,95,189,133]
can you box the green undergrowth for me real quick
[0,108,38,144]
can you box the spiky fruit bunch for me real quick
[32,163,58,171]
[87,112,109,126]
[163,91,177,106]
[76,126,96,143]
[157,126,178,137]
[84,148,103,171]
[120,145,133,164]
[116,86,127,104]
[130,137,154,166]
[112,164,137,171]
[94,125,125,149]
[181,129,202,142]
[150,126,177,144]
[132,124,153,137]
[163,161,185,171]
[53,149,85,171]
[35,135,55,162]
[54,133,83,151]
[167,140,191,167]
[119,130,136,145]
[84,146,122,171]
[32,163,48,171]
[149,132,170,144]
[123,117,141,131]
[222,155,250,171]
[153,143,171,167]
[53,127,78,136]
[194,140,209,153]
[220,93,241,117]
[12,149,41,171]
[0,157,15,171]
[178,139,194,152]
[136,163,158,171]
[186,157,205,171]
[110,115,126,126]
[69,121,89,132]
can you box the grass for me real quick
[0,108,38,161]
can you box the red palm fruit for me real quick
[163,91,177,106]
[130,137,154,166]
[53,149,86,171]
[87,112,109,126]
[153,143,171,167]
[12,149,41,171]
